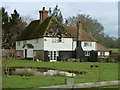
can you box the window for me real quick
[48,51,59,60]
[23,40,27,45]
[100,52,105,56]
[52,38,56,43]
[17,42,20,46]
[48,51,52,60]
[58,37,64,42]
[17,51,21,56]
[58,37,62,42]
[84,42,92,47]
[52,37,64,43]
[85,51,90,56]
[36,39,38,43]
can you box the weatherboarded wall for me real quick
[44,37,73,51]
[16,38,44,50]
[73,41,97,51]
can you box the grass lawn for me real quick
[108,48,118,53]
[2,59,118,88]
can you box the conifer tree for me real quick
[2,8,26,49]
[48,5,63,24]
[2,7,11,49]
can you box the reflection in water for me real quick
[10,68,77,76]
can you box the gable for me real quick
[63,26,97,42]
[17,16,72,41]
[45,19,71,38]
[23,43,34,48]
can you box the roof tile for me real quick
[63,26,97,42]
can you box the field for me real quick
[2,59,118,88]
[108,48,118,53]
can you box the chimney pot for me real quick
[39,7,48,23]
[43,7,45,10]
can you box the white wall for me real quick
[44,37,73,51]
[105,52,109,56]
[98,52,100,56]
[16,38,44,50]
[73,41,97,51]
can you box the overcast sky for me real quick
[1,1,118,38]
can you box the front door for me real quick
[25,49,27,58]
[48,51,58,62]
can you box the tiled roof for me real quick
[97,43,109,52]
[17,16,97,42]
[63,26,97,42]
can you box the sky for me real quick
[1,1,118,38]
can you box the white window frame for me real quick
[17,42,20,46]
[100,51,105,56]
[85,51,90,56]
[52,37,64,43]
[48,51,59,61]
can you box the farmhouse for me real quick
[15,7,109,62]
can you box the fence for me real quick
[40,79,119,88]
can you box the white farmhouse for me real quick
[15,7,109,62]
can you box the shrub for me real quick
[35,51,44,61]
[108,53,120,62]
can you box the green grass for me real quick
[108,48,118,53]
[2,59,118,88]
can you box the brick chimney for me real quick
[77,21,82,41]
[39,7,48,23]
[76,21,85,62]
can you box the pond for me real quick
[5,67,88,77]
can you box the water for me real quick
[6,67,88,77]
[8,68,77,77]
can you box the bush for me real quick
[67,58,80,62]
[108,53,120,62]
[2,58,16,76]
[60,53,69,62]
[35,51,44,61]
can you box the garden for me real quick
[2,58,118,88]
